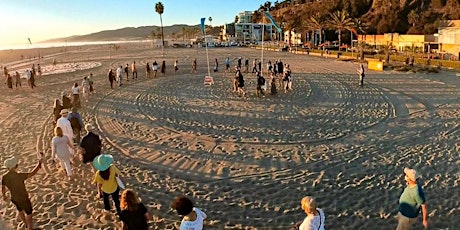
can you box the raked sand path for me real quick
[0,45,459,229]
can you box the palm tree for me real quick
[235,15,239,23]
[308,12,326,47]
[155,2,165,47]
[208,17,212,26]
[328,10,354,51]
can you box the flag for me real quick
[264,12,282,33]
[200,18,206,36]
[27,38,32,45]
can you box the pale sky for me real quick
[0,0,267,46]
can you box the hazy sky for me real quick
[0,0,267,46]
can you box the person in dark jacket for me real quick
[79,124,102,168]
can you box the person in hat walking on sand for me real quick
[67,107,84,144]
[395,167,428,230]
[171,196,207,230]
[296,196,325,230]
[79,124,102,168]
[93,154,122,215]
[56,109,75,158]
[2,156,42,230]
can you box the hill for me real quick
[41,24,203,43]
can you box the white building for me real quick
[233,11,277,43]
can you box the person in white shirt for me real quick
[55,109,75,158]
[116,66,123,86]
[171,196,207,230]
[297,196,325,230]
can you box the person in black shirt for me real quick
[79,124,102,167]
[120,189,151,230]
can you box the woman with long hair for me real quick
[71,82,81,108]
[53,99,63,124]
[51,126,74,178]
[120,189,151,230]
[93,154,122,215]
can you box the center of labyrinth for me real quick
[134,74,391,144]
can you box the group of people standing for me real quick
[3,63,41,90]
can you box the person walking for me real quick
[244,58,249,73]
[237,68,246,97]
[116,66,123,87]
[145,63,151,79]
[51,127,74,178]
[213,58,218,72]
[296,196,325,230]
[108,69,115,89]
[152,61,159,78]
[124,64,129,81]
[191,58,197,73]
[174,60,179,74]
[93,154,122,215]
[357,63,365,87]
[62,92,73,109]
[256,72,265,97]
[14,71,21,88]
[225,57,230,72]
[161,60,166,76]
[119,189,151,230]
[171,196,207,230]
[79,124,102,168]
[131,61,137,79]
[67,107,84,144]
[81,77,90,103]
[6,74,13,89]
[395,167,428,230]
[71,82,81,108]
[52,99,63,125]
[56,109,75,156]
[252,59,258,73]
[2,156,43,230]
[88,73,94,94]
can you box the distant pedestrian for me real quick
[395,167,428,230]
[62,92,72,109]
[30,70,36,88]
[191,58,197,73]
[161,60,166,75]
[14,71,21,88]
[108,69,115,89]
[52,99,63,125]
[225,57,230,71]
[244,58,249,73]
[116,66,123,87]
[6,74,12,89]
[124,64,129,81]
[270,73,277,95]
[171,196,207,230]
[152,61,159,78]
[252,59,258,73]
[213,58,218,72]
[256,72,265,97]
[237,57,242,69]
[93,154,122,215]
[81,77,90,102]
[145,63,151,79]
[237,68,246,97]
[131,61,137,79]
[357,63,365,87]
[2,156,43,230]
[120,189,151,230]
[174,60,179,74]
[88,73,94,93]
[71,82,81,108]
[37,64,42,76]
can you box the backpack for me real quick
[69,114,81,130]
[258,76,265,85]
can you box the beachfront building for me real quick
[222,23,236,42]
[284,30,303,46]
[233,11,277,43]
[438,20,460,59]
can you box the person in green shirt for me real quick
[396,167,428,229]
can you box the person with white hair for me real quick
[116,65,123,87]
[296,196,325,230]
[395,167,428,229]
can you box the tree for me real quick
[235,15,239,23]
[308,12,327,47]
[407,10,419,28]
[328,10,354,51]
[209,17,212,27]
[155,2,165,47]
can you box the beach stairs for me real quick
[204,76,214,86]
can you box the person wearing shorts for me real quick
[2,156,42,230]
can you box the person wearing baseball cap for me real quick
[2,156,42,230]
[396,167,428,229]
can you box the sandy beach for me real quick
[0,43,459,229]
